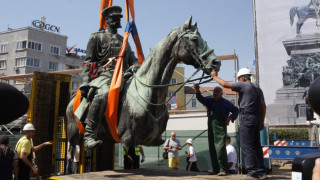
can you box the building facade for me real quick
[0,26,84,96]
[166,65,186,110]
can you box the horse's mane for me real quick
[137,26,182,78]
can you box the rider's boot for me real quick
[85,139,103,149]
[84,98,103,149]
[84,123,103,150]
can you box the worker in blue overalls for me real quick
[210,68,267,180]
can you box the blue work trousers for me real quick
[240,123,265,177]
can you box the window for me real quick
[167,91,177,98]
[0,44,8,53]
[191,99,197,107]
[16,41,27,50]
[66,65,79,70]
[0,79,9,83]
[170,78,177,84]
[298,104,308,117]
[16,57,26,67]
[27,58,40,68]
[14,80,26,84]
[0,60,6,69]
[15,78,31,85]
[50,45,60,55]
[15,57,40,68]
[28,41,42,51]
[49,61,59,71]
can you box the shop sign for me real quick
[32,20,60,33]
[74,48,86,54]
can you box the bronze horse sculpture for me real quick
[66,17,221,148]
[290,1,320,36]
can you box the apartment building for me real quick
[166,65,186,110]
[0,26,84,96]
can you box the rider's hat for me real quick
[102,6,123,18]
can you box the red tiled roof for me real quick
[184,86,237,95]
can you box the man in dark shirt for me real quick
[211,68,267,180]
[193,85,238,176]
[0,136,18,180]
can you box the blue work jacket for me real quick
[196,92,239,121]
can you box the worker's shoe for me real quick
[85,138,103,149]
[208,170,218,175]
[240,175,259,180]
[259,173,268,179]
[217,172,228,176]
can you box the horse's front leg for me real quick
[296,22,303,36]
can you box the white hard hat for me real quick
[237,68,251,78]
[186,138,193,144]
[23,123,36,131]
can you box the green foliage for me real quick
[269,128,309,144]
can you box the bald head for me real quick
[213,87,223,101]
[170,132,176,140]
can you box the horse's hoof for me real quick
[85,139,103,150]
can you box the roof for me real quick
[0,26,67,38]
[184,86,237,95]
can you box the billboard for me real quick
[254,0,320,125]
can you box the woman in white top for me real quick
[185,138,199,172]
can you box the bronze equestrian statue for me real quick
[290,0,320,36]
[66,6,221,150]
[78,6,137,149]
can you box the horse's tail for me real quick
[290,6,298,26]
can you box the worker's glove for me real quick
[44,141,53,145]
[141,155,145,163]
[31,164,38,174]
[80,86,89,99]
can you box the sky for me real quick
[0,0,255,86]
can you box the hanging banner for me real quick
[254,0,320,125]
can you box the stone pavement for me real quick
[49,165,292,180]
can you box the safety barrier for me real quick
[274,140,317,147]
[263,146,320,159]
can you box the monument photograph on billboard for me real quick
[254,0,320,125]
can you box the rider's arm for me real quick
[80,34,96,88]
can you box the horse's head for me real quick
[175,17,221,75]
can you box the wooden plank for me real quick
[49,166,291,179]
[0,69,82,80]
[217,54,236,61]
